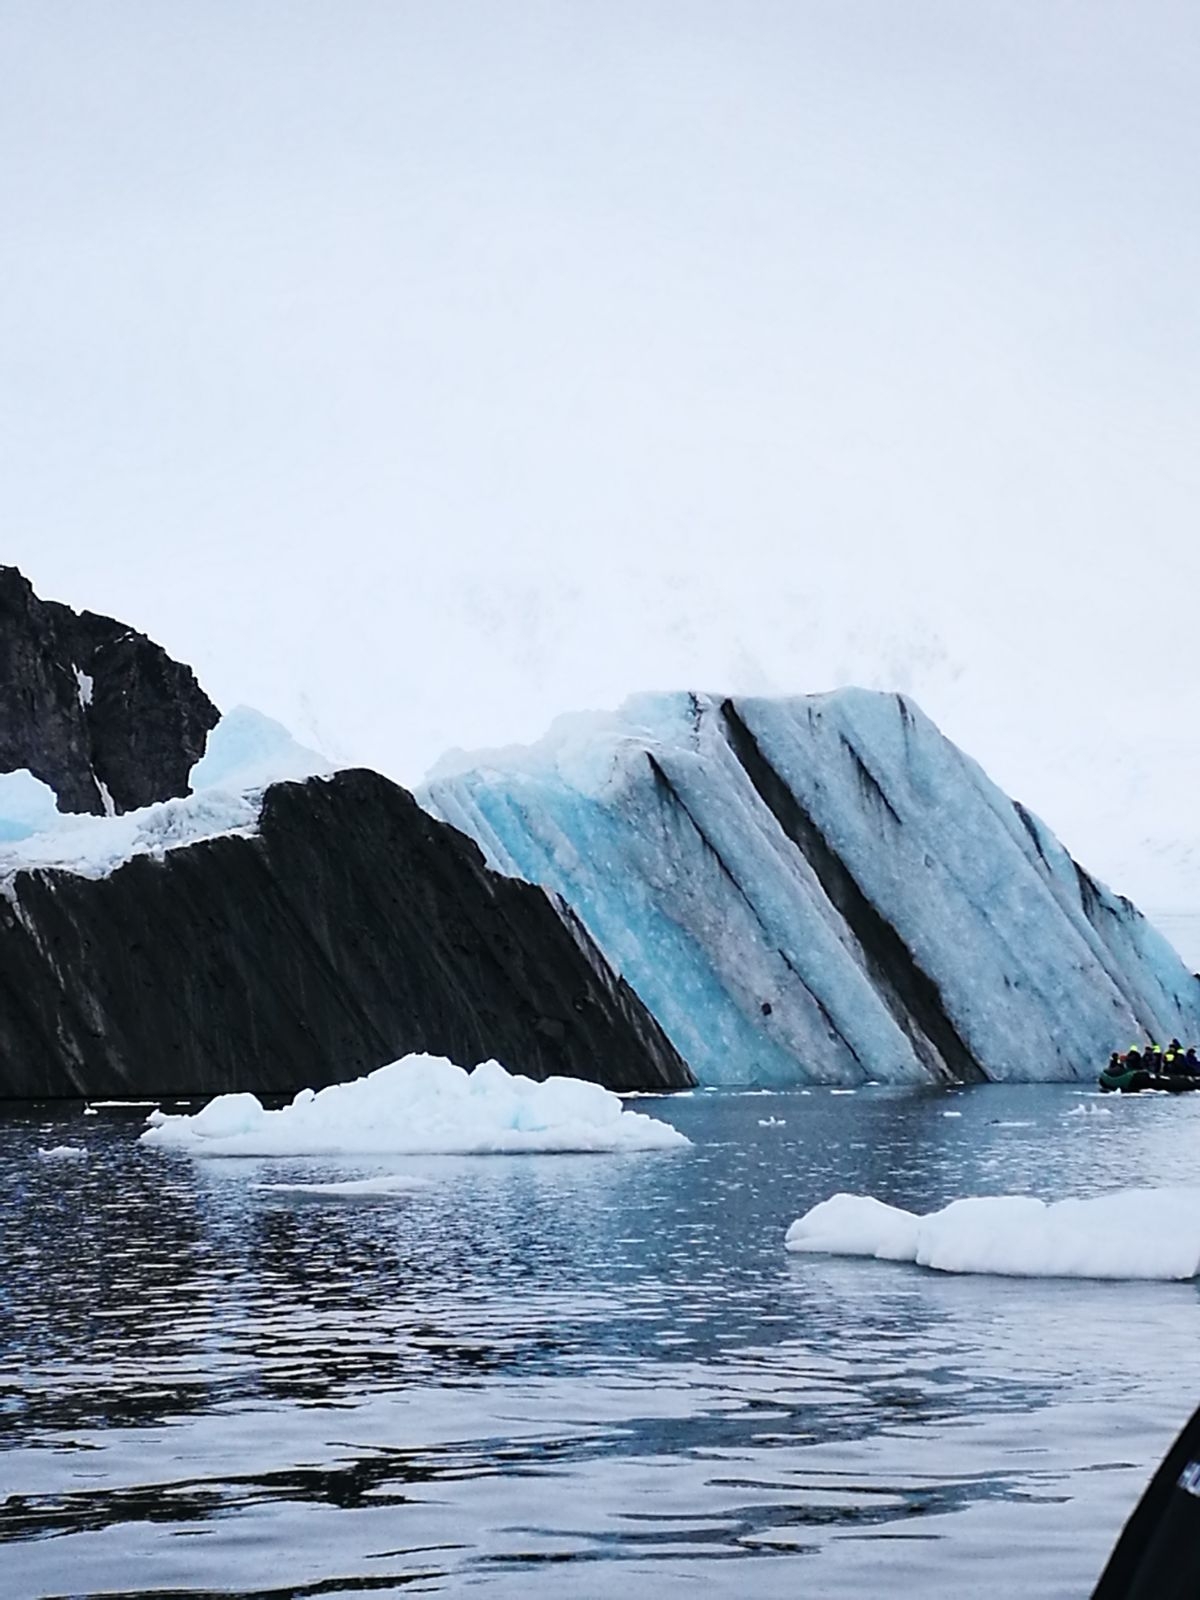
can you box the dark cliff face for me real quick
[0,567,219,814]
[0,768,694,1099]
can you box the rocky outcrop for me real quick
[0,768,693,1099]
[0,566,218,814]
[425,690,1200,1085]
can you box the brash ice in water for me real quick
[3,1083,1199,1599]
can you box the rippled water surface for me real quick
[3,1084,1200,1598]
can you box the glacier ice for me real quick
[0,708,335,892]
[785,1188,1200,1280]
[188,705,334,795]
[140,1054,691,1157]
[0,770,62,842]
[0,788,261,892]
[424,690,1200,1085]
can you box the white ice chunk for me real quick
[785,1188,1200,1279]
[0,770,62,841]
[37,1145,87,1160]
[140,1054,691,1157]
[189,706,335,796]
[0,789,260,890]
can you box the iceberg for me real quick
[188,705,334,795]
[0,770,62,842]
[140,1054,691,1157]
[784,1188,1200,1280]
[424,690,1200,1085]
[0,765,691,1100]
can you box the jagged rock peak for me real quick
[0,566,219,814]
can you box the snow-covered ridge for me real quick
[0,707,334,895]
[785,1188,1200,1280]
[140,1054,690,1156]
[424,690,1200,1086]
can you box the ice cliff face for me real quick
[0,566,218,815]
[425,691,1200,1085]
[0,768,692,1099]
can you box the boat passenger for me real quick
[1125,1046,1143,1071]
[1184,1048,1200,1077]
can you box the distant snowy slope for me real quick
[425,691,1200,1086]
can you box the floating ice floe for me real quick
[785,1188,1200,1280]
[141,1054,691,1157]
[38,1145,87,1160]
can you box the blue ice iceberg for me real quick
[424,691,1200,1085]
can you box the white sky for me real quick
[3,2,1198,908]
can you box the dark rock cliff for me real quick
[0,768,694,1099]
[0,567,219,814]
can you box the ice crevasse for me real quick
[424,690,1200,1086]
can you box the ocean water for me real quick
[3,1084,1199,1599]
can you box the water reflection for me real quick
[1,1086,1198,1597]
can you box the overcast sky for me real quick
[3,3,1198,905]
